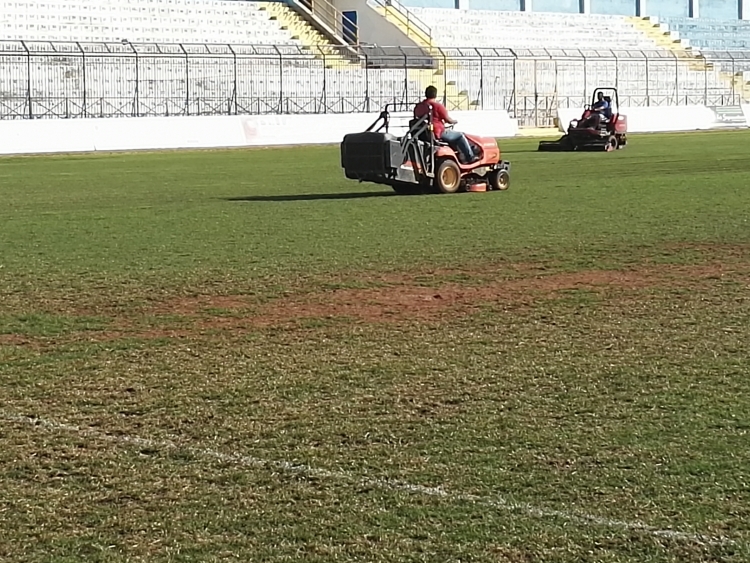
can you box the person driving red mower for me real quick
[413,85,480,164]
[579,91,612,130]
[538,87,627,152]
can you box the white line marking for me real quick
[1,410,734,547]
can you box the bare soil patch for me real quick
[3,251,747,347]
[247,262,737,327]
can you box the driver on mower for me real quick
[580,92,612,129]
[413,86,479,164]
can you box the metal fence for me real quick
[1,40,748,126]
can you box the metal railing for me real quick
[1,41,748,126]
[367,0,433,45]
[293,0,357,46]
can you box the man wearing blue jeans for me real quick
[583,91,612,129]
[413,85,479,164]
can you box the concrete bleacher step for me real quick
[373,5,433,49]
[631,16,748,102]
[259,2,358,68]
[630,17,714,71]
[371,4,471,110]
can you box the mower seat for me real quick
[409,117,449,146]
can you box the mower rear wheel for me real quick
[606,135,619,152]
[435,159,462,194]
[489,169,510,191]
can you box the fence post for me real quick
[126,41,139,117]
[614,51,619,91]
[21,40,32,119]
[401,47,408,107]
[582,51,587,101]
[645,55,650,106]
[534,57,538,127]
[229,44,238,115]
[727,51,742,105]
[673,51,678,105]
[77,42,86,118]
[703,58,708,105]
[441,48,447,107]
[180,43,189,115]
[275,45,283,114]
[478,48,484,110]
[511,50,518,122]
[322,47,328,114]
[363,50,370,113]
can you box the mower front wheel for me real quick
[435,159,462,194]
[489,169,510,191]
[606,135,619,152]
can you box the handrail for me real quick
[366,0,433,45]
[292,0,359,46]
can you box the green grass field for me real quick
[1,130,750,562]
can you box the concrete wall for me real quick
[557,104,750,132]
[533,0,579,12]
[701,0,739,18]
[591,0,636,15]
[0,111,520,156]
[1,105,748,157]
[466,0,521,10]
[332,0,421,46]
[399,0,455,7]
[648,0,690,17]
[398,0,748,19]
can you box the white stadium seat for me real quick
[0,0,299,45]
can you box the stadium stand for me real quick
[0,0,300,44]
[652,16,750,79]
[0,0,430,119]
[399,6,748,120]
[0,0,748,126]
[405,8,657,50]
[657,17,750,51]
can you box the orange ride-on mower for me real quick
[340,104,511,194]
[538,87,628,152]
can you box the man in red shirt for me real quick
[413,85,478,163]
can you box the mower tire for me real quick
[489,169,510,191]
[435,159,462,194]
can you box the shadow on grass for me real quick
[223,191,400,203]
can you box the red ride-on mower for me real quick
[340,104,511,194]
[538,87,628,152]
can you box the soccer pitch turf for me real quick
[1,130,750,562]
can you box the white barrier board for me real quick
[0,110,519,156]
[557,105,749,134]
[0,104,745,157]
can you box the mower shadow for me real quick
[224,191,399,203]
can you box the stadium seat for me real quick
[407,8,657,50]
[0,0,300,45]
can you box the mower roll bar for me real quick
[364,103,439,182]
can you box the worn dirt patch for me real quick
[0,334,40,348]
[4,258,747,347]
[247,263,737,327]
[149,295,254,316]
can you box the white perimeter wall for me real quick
[557,105,750,133]
[0,111,518,156]
[0,105,749,156]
